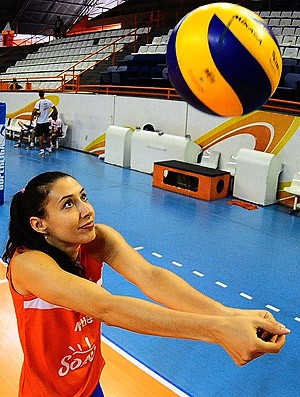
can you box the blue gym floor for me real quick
[1,140,300,397]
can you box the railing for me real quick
[12,28,53,47]
[63,82,179,100]
[0,28,53,70]
[56,27,150,90]
[0,26,150,91]
[2,73,300,116]
[262,98,300,114]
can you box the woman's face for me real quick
[37,176,96,252]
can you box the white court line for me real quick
[0,257,7,266]
[0,279,8,284]
[134,246,144,251]
[151,252,162,258]
[169,256,299,326]
[215,281,228,288]
[240,292,253,300]
[0,258,8,284]
[102,336,191,397]
[142,251,299,326]
[171,261,183,267]
[266,304,280,313]
[192,270,205,277]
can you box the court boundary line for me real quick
[0,257,8,284]
[102,335,191,397]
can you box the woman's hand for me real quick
[213,313,290,366]
[225,308,286,341]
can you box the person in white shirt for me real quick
[49,113,64,149]
[30,90,57,157]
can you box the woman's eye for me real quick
[64,200,73,209]
[81,193,88,201]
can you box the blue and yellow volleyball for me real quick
[166,3,282,117]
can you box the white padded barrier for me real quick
[233,148,282,205]
[104,125,133,168]
[6,118,28,139]
[130,129,202,174]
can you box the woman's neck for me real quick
[45,236,81,262]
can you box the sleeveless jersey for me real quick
[8,245,105,397]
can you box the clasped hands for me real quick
[214,309,290,366]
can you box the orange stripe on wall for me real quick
[195,111,298,153]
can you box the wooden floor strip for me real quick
[101,336,189,397]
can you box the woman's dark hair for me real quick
[4,171,80,275]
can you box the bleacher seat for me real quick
[149,65,163,79]
[283,47,299,58]
[283,36,297,46]
[146,45,158,54]
[280,18,292,26]
[117,54,134,66]
[269,19,280,26]
[281,11,293,17]
[1,26,150,84]
[150,66,171,87]
[272,27,283,35]
[292,19,300,26]
[284,73,300,89]
[152,36,162,45]
[283,57,297,67]
[161,35,169,44]
[260,11,270,18]
[156,45,167,54]
[111,65,130,85]
[283,27,295,35]
[270,11,282,17]
[137,45,148,54]
[124,65,151,85]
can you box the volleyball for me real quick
[166,2,282,117]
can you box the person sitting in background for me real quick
[49,112,64,149]
[14,118,36,149]
[10,78,22,90]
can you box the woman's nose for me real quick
[78,201,93,217]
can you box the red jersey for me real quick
[8,244,105,397]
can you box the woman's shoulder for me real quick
[10,249,59,296]
[87,224,126,261]
[13,247,52,260]
[93,224,125,244]
[12,248,58,272]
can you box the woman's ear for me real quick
[29,217,48,235]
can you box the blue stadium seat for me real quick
[284,73,300,89]
[100,65,118,84]
[111,65,134,85]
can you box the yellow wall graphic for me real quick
[195,111,300,154]
[6,96,60,120]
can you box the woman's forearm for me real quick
[99,293,220,342]
[139,265,229,316]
